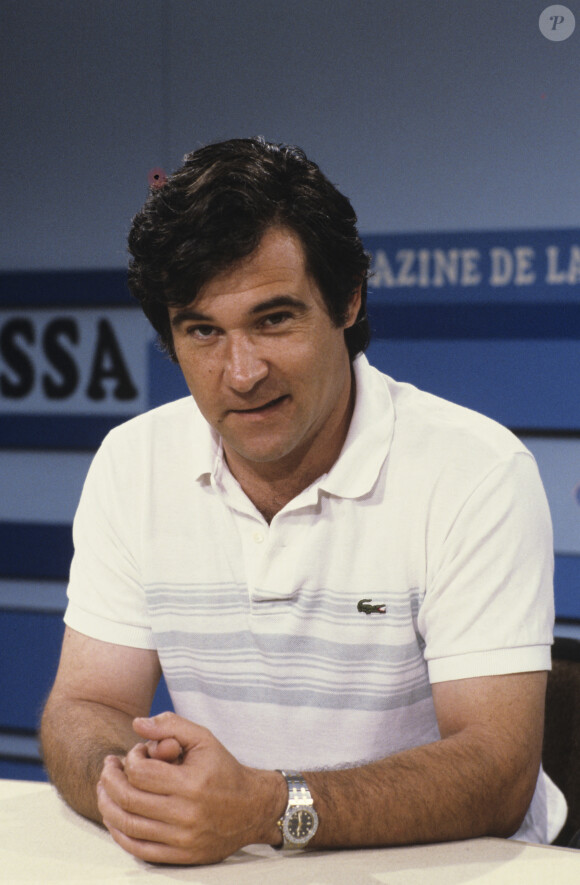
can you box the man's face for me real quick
[168,226,360,479]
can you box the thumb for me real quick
[146,737,184,763]
[133,711,208,750]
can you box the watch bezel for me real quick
[282,803,319,847]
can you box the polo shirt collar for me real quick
[317,354,394,499]
[188,403,222,482]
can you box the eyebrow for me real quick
[169,295,309,329]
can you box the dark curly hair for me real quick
[128,137,370,361]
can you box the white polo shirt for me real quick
[65,355,564,842]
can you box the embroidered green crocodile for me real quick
[357,598,387,615]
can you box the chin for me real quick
[236,447,292,464]
[227,438,298,465]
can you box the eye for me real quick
[187,324,217,340]
[261,311,292,328]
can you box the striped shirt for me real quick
[65,355,562,840]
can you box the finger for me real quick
[99,752,163,811]
[98,754,127,792]
[98,755,130,801]
[133,712,210,750]
[98,784,186,849]
[100,745,197,813]
[122,749,191,796]
[123,738,182,765]
[97,767,188,827]
[102,753,125,772]
[99,744,159,813]
[124,742,150,764]
[104,823,219,866]
[146,737,184,763]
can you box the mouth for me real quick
[230,395,289,415]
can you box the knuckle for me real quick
[173,828,195,851]
[107,777,135,814]
[122,813,145,840]
[122,754,140,780]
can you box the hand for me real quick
[96,712,285,865]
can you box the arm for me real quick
[306,670,547,847]
[95,669,546,864]
[40,626,162,822]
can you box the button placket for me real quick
[241,518,269,604]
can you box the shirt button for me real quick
[252,531,265,544]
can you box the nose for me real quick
[223,333,268,392]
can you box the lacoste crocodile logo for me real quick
[357,598,387,615]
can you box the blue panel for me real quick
[0,611,64,730]
[0,415,133,450]
[0,270,129,307]
[364,228,580,304]
[367,302,580,339]
[0,760,47,781]
[151,675,174,716]
[366,339,580,430]
[0,524,73,580]
[0,605,172,732]
[554,555,580,621]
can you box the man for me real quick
[41,137,566,866]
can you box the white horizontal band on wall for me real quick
[0,580,67,612]
[554,623,580,642]
[0,452,92,524]
[0,734,41,761]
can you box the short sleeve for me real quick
[64,433,155,649]
[420,451,554,683]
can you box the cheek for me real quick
[175,359,214,407]
[176,348,212,383]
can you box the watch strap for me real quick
[280,769,314,809]
[276,769,319,849]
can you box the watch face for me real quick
[288,809,315,839]
[283,805,319,846]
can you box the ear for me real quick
[344,284,362,328]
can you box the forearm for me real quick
[40,696,141,823]
[304,729,535,850]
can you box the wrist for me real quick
[246,767,287,847]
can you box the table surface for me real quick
[0,779,577,884]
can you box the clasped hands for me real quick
[96,711,284,866]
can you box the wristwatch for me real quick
[276,769,319,849]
